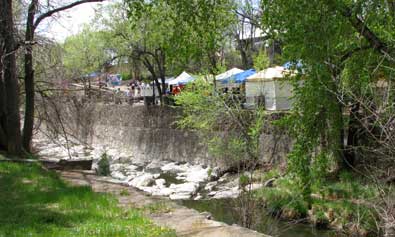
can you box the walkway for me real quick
[59,170,269,237]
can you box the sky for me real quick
[36,1,111,43]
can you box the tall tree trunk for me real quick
[22,0,38,152]
[344,102,360,167]
[0,0,21,154]
[0,47,7,148]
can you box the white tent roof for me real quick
[168,71,194,85]
[159,77,175,84]
[215,68,244,81]
[247,66,292,82]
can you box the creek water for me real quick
[179,199,341,237]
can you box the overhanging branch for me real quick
[33,0,105,30]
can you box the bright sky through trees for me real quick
[37,1,115,42]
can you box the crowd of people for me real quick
[109,80,184,106]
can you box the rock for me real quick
[153,173,160,179]
[249,183,263,190]
[213,188,240,199]
[208,191,217,197]
[201,211,212,220]
[111,171,127,180]
[169,193,191,200]
[110,163,125,172]
[146,160,170,170]
[169,182,199,195]
[129,173,155,187]
[209,167,221,180]
[181,165,210,183]
[161,162,185,173]
[218,173,231,182]
[204,181,218,191]
[155,178,166,187]
[155,187,174,196]
[194,194,203,200]
[264,178,276,187]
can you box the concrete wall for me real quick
[60,101,292,169]
[89,105,214,166]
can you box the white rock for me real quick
[169,193,192,200]
[208,191,217,196]
[213,188,240,199]
[161,162,184,173]
[169,182,199,195]
[194,194,203,200]
[249,183,263,190]
[110,163,125,172]
[182,166,210,183]
[153,173,160,179]
[153,187,174,196]
[146,160,170,170]
[204,181,218,191]
[155,179,166,187]
[128,173,154,187]
[111,171,127,180]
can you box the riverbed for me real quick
[34,135,341,237]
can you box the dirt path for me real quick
[59,170,269,237]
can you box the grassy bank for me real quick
[254,169,380,236]
[0,160,175,237]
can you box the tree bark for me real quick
[344,102,360,167]
[22,0,38,152]
[0,0,22,154]
[0,42,7,148]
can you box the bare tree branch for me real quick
[33,0,105,30]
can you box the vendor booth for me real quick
[215,68,244,89]
[220,69,256,88]
[245,66,295,111]
[168,72,195,86]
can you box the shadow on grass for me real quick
[0,162,176,237]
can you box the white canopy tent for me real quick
[245,66,296,110]
[168,72,194,86]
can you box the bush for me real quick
[97,152,111,176]
[120,72,133,81]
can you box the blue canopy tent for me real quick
[221,69,256,85]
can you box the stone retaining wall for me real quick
[57,101,291,169]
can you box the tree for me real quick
[63,27,111,76]
[261,0,395,203]
[125,0,236,96]
[0,0,22,154]
[22,0,105,152]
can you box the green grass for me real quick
[254,171,380,234]
[0,161,175,237]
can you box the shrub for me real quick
[97,152,111,176]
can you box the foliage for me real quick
[0,162,175,237]
[63,26,111,76]
[254,173,380,234]
[261,0,395,205]
[97,152,111,176]
[253,49,270,71]
[175,79,266,166]
[120,72,133,81]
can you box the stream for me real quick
[34,135,343,237]
[179,199,342,237]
